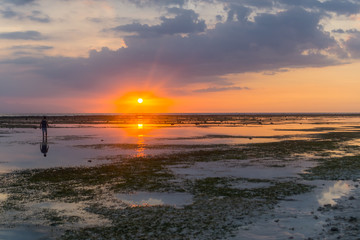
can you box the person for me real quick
[40,140,49,157]
[40,116,49,140]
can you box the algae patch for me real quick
[301,155,360,180]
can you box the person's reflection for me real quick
[40,139,49,157]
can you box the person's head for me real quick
[43,116,46,119]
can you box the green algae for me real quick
[301,155,360,180]
[58,178,313,240]
[2,123,360,239]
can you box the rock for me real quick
[274,219,279,222]
[317,206,324,211]
[349,196,355,200]
[330,227,339,232]
[348,216,357,222]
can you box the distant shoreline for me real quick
[1,112,360,117]
[1,113,360,128]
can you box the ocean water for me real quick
[1,114,360,240]
[1,114,360,173]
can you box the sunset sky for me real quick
[0,0,359,113]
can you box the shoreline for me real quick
[1,115,359,239]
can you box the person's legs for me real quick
[42,128,45,140]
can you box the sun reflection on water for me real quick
[137,134,145,158]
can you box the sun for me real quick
[137,98,143,104]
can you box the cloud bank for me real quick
[0,0,359,100]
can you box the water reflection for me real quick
[0,193,8,202]
[40,139,49,157]
[317,181,352,206]
[116,192,193,208]
[137,134,145,158]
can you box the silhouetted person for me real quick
[40,140,49,157]
[40,116,49,141]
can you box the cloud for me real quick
[124,0,186,7]
[0,31,45,40]
[0,7,345,98]
[332,28,360,34]
[345,33,360,58]
[111,8,206,37]
[221,0,360,16]
[0,7,51,23]
[27,10,51,23]
[226,5,251,22]
[0,8,17,18]
[10,45,53,50]
[276,0,360,16]
[193,86,249,93]
[3,0,36,5]
[8,45,53,56]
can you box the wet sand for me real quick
[0,114,360,239]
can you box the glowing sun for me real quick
[137,98,143,104]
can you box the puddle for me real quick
[0,227,53,240]
[116,192,193,208]
[231,180,358,240]
[317,181,353,206]
[171,160,316,180]
[0,193,8,202]
[24,201,111,229]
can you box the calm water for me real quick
[1,115,360,240]
[1,116,360,173]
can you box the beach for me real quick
[0,114,360,239]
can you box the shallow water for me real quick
[1,115,360,239]
[115,192,193,208]
[231,180,359,240]
[1,116,359,173]
[0,227,52,240]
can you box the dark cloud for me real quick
[0,7,344,97]
[0,31,45,40]
[111,8,206,37]
[332,28,360,34]
[332,29,345,34]
[226,5,251,22]
[4,0,36,5]
[27,10,51,23]
[193,86,249,93]
[0,8,17,18]
[10,45,53,50]
[345,33,360,58]
[124,0,186,7]
[0,7,51,23]
[276,0,360,16]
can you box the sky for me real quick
[0,0,359,113]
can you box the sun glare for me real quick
[113,91,173,113]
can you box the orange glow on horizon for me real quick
[113,91,173,113]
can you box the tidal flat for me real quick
[0,114,360,239]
